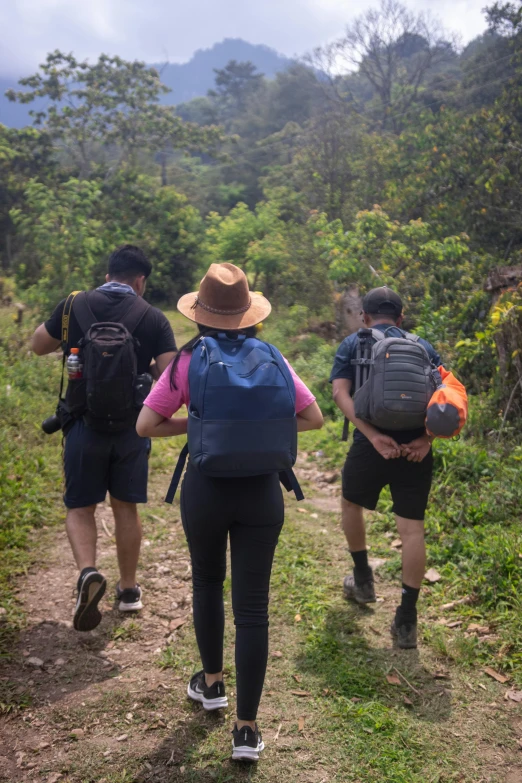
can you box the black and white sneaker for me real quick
[115,583,143,612]
[73,569,107,632]
[187,670,228,711]
[232,724,265,762]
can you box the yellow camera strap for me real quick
[61,290,81,350]
[59,291,81,400]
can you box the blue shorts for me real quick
[63,419,150,508]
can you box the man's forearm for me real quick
[334,388,379,442]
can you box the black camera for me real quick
[41,414,62,435]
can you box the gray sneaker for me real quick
[391,609,418,649]
[343,572,376,605]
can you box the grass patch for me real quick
[0,310,64,653]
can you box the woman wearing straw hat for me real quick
[137,263,323,761]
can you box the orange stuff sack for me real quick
[426,367,468,438]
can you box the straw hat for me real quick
[177,263,272,330]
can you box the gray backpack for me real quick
[351,327,439,431]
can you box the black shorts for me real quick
[63,419,150,509]
[342,437,433,521]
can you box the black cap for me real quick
[362,286,403,317]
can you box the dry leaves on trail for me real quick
[386,674,402,686]
[292,674,302,683]
[433,671,451,680]
[403,696,414,707]
[169,617,188,631]
[424,568,442,583]
[391,539,402,549]
[505,689,522,703]
[271,650,283,658]
[294,614,302,623]
[484,667,510,684]
[291,690,311,697]
[298,716,305,732]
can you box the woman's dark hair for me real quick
[170,324,258,390]
[108,244,152,281]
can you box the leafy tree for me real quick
[11,173,204,311]
[307,0,456,131]
[379,107,522,259]
[0,125,54,270]
[6,51,224,178]
[11,178,106,309]
[205,201,330,310]
[323,206,481,338]
[209,60,264,117]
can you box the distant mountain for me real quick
[0,38,292,129]
[155,39,292,105]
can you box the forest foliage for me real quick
[2,0,522,411]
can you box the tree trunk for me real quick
[335,285,363,340]
[160,151,167,187]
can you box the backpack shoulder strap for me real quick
[119,296,151,335]
[403,331,420,343]
[279,469,305,502]
[370,328,386,342]
[165,443,189,504]
[71,291,97,336]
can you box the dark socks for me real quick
[399,583,420,622]
[78,567,98,591]
[350,550,372,583]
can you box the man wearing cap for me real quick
[330,286,441,648]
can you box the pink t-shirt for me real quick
[144,351,316,419]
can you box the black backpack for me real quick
[66,292,150,432]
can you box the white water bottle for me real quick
[67,348,83,380]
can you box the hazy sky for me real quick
[0,0,488,76]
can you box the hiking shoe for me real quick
[73,570,107,632]
[232,724,265,762]
[116,583,143,612]
[391,608,418,649]
[187,670,228,711]
[343,571,376,605]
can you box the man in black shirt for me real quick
[330,287,441,649]
[31,245,176,631]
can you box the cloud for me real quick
[0,0,488,77]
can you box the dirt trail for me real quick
[1,459,521,783]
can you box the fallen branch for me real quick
[274,722,283,742]
[101,519,113,538]
[393,667,422,697]
[441,597,473,611]
[498,376,522,438]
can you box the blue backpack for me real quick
[165,333,303,502]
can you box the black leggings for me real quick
[180,463,284,721]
